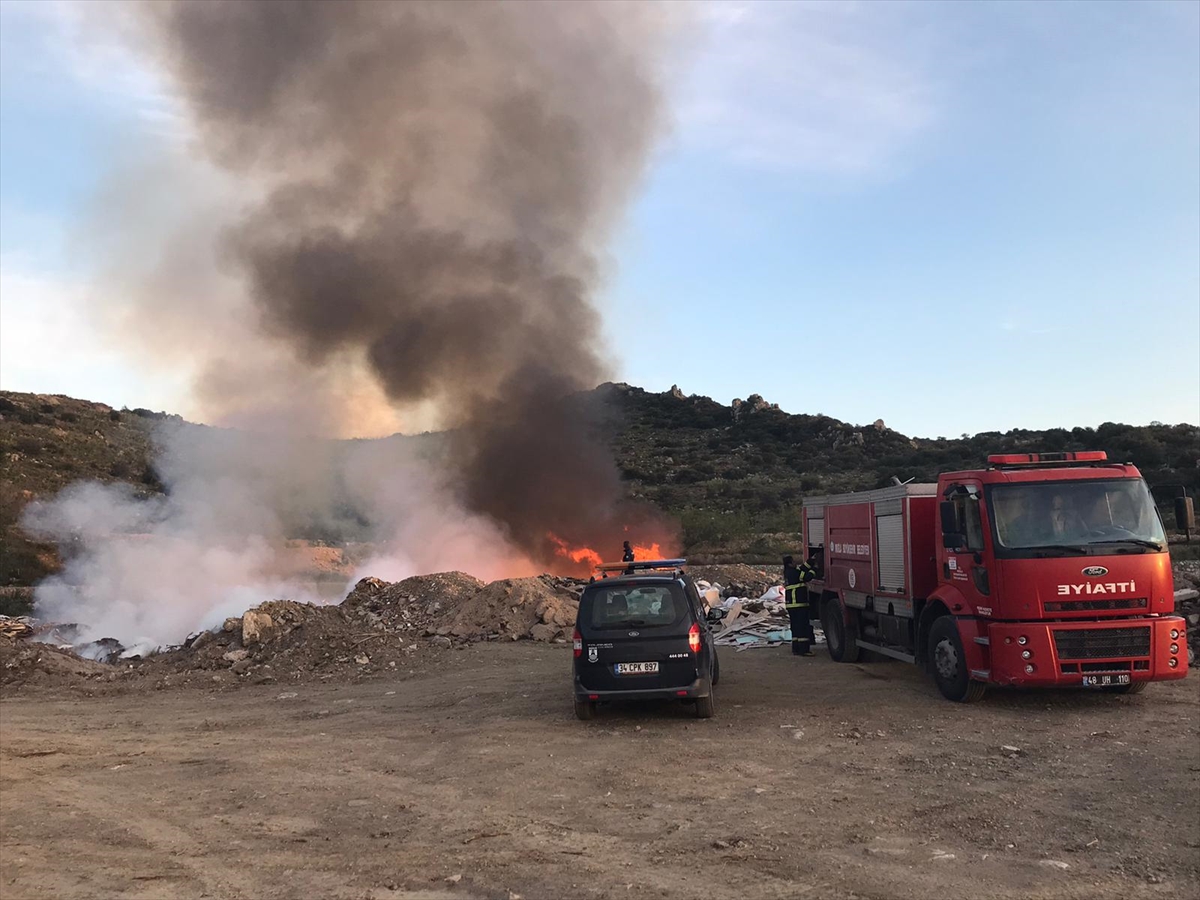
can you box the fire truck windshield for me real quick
[989,478,1166,554]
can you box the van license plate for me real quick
[1082,674,1130,687]
[615,662,659,675]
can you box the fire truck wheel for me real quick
[1104,682,1147,695]
[574,698,596,720]
[822,597,861,663]
[929,616,985,703]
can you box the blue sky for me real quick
[2,0,1198,438]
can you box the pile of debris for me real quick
[707,587,826,651]
[713,607,791,650]
[447,575,584,643]
[694,579,826,652]
[0,616,34,640]
[342,571,485,634]
[0,571,589,691]
[689,564,778,601]
[0,636,112,689]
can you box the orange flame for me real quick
[631,542,665,560]
[547,533,668,573]
[547,533,602,569]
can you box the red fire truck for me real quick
[800,451,1188,701]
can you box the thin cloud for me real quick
[679,0,941,176]
[0,0,188,143]
[1000,319,1059,337]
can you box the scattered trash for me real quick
[1039,860,1070,870]
[0,617,34,640]
[709,586,826,651]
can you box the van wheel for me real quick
[929,616,985,703]
[574,698,596,720]
[711,653,721,686]
[822,597,861,663]
[1104,682,1147,695]
[694,692,715,719]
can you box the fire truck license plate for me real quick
[1082,674,1130,687]
[614,662,659,675]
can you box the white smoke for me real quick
[22,421,536,649]
[18,0,683,649]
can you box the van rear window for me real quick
[585,584,684,630]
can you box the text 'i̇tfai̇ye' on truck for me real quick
[800,452,1188,701]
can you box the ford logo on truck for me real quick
[1082,566,1109,577]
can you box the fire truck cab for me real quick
[801,452,1189,702]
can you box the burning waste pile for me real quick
[8,0,682,683]
[0,572,589,691]
[0,564,820,691]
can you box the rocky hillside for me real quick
[0,394,169,587]
[597,383,1200,555]
[2,386,1198,584]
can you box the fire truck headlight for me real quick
[1171,643,1179,654]
[1171,628,1179,640]
[1169,658,1179,668]
[1018,635,1028,646]
[1024,664,1035,674]
[1021,650,1032,660]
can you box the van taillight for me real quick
[688,622,701,654]
[573,628,582,658]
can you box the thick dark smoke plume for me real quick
[132,0,678,563]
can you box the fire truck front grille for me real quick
[1053,627,1151,660]
[1044,598,1147,612]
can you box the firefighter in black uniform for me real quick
[622,541,635,574]
[783,553,817,656]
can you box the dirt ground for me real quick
[2,642,1198,900]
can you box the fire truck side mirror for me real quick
[940,501,965,550]
[939,501,958,534]
[1176,497,1195,535]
